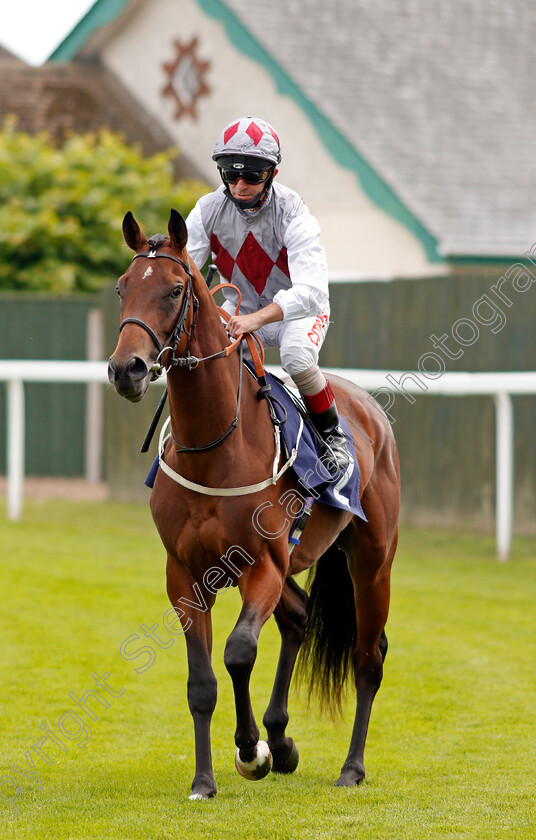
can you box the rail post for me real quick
[6,378,25,521]
[494,392,514,561]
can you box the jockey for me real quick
[185,116,352,474]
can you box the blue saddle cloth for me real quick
[145,365,366,521]
[257,367,366,520]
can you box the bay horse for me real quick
[108,209,400,799]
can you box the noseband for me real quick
[118,249,198,371]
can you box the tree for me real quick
[0,118,209,293]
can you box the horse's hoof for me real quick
[335,765,365,787]
[235,740,273,781]
[271,739,299,774]
[189,776,217,799]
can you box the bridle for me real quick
[117,248,271,455]
[118,248,198,375]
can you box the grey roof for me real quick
[222,0,536,258]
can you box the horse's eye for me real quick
[171,285,183,298]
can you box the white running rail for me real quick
[1,360,535,560]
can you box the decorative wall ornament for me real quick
[162,37,210,120]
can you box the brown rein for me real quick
[208,282,266,379]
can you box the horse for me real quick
[108,209,400,800]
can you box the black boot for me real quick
[308,404,353,475]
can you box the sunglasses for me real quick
[220,167,272,185]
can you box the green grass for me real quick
[0,499,535,839]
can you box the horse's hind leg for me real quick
[336,524,397,787]
[263,577,308,773]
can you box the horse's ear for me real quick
[122,211,147,252]
[168,208,188,252]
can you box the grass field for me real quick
[0,498,535,840]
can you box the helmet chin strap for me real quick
[220,168,276,210]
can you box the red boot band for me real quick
[302,382,335,415]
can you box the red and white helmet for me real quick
[212,116,282,167]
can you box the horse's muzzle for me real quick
[108,355,150,401]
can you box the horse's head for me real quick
[108,209,192,402]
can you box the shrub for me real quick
[0,118,208,293]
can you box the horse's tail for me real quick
[296,544,357,717]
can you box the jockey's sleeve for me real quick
[185,202,212,270]
[273,211,329,322]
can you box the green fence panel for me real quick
[0,296,96,476]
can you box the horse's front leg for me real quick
[224,557,284,781]
[166,554,218,799]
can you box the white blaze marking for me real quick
[142,266,153,279]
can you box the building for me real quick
[47,0,536,280]
[0,42,195,177]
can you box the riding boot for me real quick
[302,384,353,475]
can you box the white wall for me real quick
[95,0,445,278]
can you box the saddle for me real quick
[244,363,366,521]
